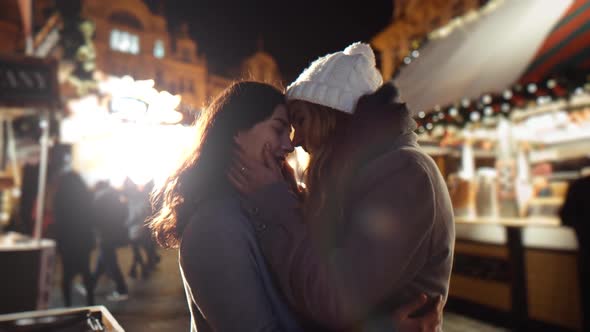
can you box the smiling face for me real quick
[235,104,294,165]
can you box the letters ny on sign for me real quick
[0,56,60,108]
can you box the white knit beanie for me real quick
[286,42,383,114]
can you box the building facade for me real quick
[0,0,283,110]
[371,0,483,81]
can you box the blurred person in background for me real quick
[52,147,96,306]
[92,180,129,301]
[149,81,441,331]
[123,177,159,279]
[229,43,453,331]
[559,167,590,332]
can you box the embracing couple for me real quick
[149,42,455,332]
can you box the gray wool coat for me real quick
[179,191,304,332]
[242,110,455,330]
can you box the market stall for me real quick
[0,54,59,314]
[391,0,590,330]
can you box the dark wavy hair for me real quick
[149,81,285,248]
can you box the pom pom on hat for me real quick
[343,42,376,66]
[286,42,383,114]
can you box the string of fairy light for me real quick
[388,0,590,136]
[412,74,590,134]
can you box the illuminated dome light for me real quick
[482,94,492,104]
[403,57,412,65]
[411,50,420,58]
[434,105,441,112]
[470,111,481,122]
[418,111,426,119]
[501,103,511,112]
[547,79,557,89]
[484,106,493,116]
[461,98,470,107]
[503,90,513,99]
[155,110,183,124]
[425,123,433,130]
[98,75,184,124]
[147,91,184,124]
[449,107,459,117]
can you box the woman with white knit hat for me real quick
[230,42,454,331]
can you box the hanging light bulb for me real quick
[527,83,537,93]
[547,79,557,89]
[470,111,481,122]
[403,57,412,65]
[411,50,420,58]
[449,107,459,117]
[501,103,510,112]
[418,111,426,119]
[503,90,513,99]
[484,106,494,116]
[482,94,492,104]
[461,98,471,107]
[537,96,552,105]
[426,123,433,130]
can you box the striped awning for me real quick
[392,0,590,115]
[520,0,590,83]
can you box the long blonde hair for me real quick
[289,101,351,223]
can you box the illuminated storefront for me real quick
[61,75,194,187]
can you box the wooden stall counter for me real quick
[449,216,582,331]
[0,232,56,314]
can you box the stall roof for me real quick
[393,0,575,115]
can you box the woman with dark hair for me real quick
[230,43,453,331]
[150,81,441,331]
[149,81,301,331]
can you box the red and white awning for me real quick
[394,0,579,115]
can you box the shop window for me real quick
[154,39,165,58]
[110,29,140,55]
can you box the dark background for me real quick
[146,0,394,82]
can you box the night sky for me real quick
[147,0,394,83]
